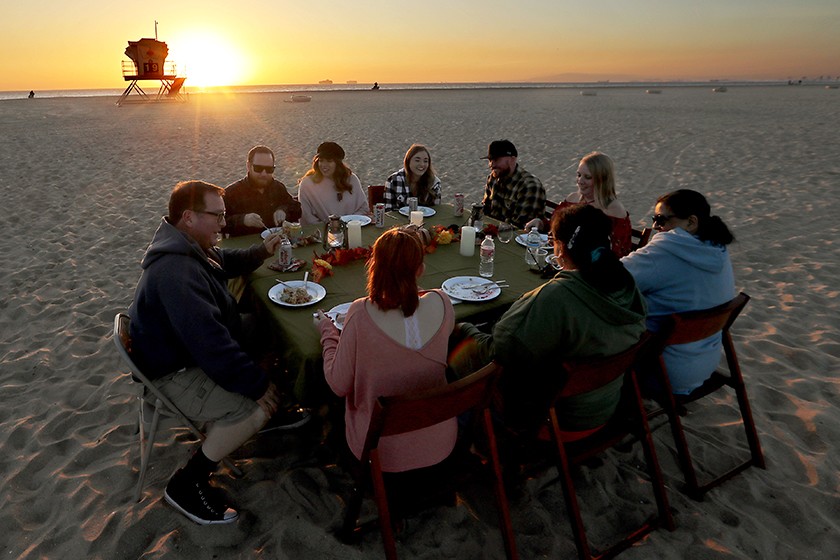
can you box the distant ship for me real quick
[319,79,333,85]
[346,80,357,84]
[284,95,312,103]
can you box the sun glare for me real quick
[169,31,247,88]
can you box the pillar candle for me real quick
[347,220,363,248]
[410,210,424,226]
[460,226,476,256]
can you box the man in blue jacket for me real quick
[129,180,308,525]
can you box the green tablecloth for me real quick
[223,206,548,403]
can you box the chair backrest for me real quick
[543,199,559,225]
[631,227,652,250]
[553,332,652,400]
[663,292,749,346]
[365,362,502,450]
[367,185,385,211]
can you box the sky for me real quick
[2,0,839,90]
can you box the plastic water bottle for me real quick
[479,235,495,277]
[524,226,541,265]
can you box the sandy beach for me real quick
[1,85,838,559]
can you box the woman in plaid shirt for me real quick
[383,144,442,210]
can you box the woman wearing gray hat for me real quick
[298,141,370,225]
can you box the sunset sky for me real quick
[2,0,838,90]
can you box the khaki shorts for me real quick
[152,367,258,425]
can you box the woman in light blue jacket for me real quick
[621,189,736,394]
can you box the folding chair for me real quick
[340,362,517,560]
[112,313,241,502]
[630,227,652,250]
[367,184,385,211]
[649,292,766,500]
[539,333,675,560]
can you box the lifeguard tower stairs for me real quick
[117,38,186,106]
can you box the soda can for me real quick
[278,238,293,269]
[285,222,302,244]
[374,203,386,228]
[454,193,465,216]
[407,196,419,212]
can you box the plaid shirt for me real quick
[482,164,546,228]
[384,169,441,210]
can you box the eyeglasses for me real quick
[652,213,675,226]
[200,210,226,224]
[252,164,275,174]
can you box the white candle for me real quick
[410,210,424,226]
[460,226,476,256]
[347,220,362,248]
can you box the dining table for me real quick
[221,205,550,404]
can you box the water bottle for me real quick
[524,226,541,266]
[479,235,495,277]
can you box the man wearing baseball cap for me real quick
[481,140,546,228]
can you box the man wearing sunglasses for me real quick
[223,145,302,236]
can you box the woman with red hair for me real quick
[316,227,456,484]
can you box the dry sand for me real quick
[1,85,838,558]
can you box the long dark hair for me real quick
[366,227,425,316]
[657,189,734,246]
[403,144,437,206]
[551,204,635,294]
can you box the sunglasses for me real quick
[252,164,275,174]
[652,213,675,226]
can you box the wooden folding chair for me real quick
[112,313,242,502]
[630,227,652,250]
[340,362,518,560]
[540,333,675,560]
[367,184,385,211]
[648,292,766,500]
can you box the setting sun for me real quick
[168,30,248,88]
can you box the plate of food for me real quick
[268,281,326,307]
[325,302,352,330]
[441,276,501,302]
[515,232,550,247]
[261,227,284,239]
[340,214,372,226]
[398,206,436,217]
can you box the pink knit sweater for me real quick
[319,290,456,472]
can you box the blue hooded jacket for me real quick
[128,218,271,400]
[622,227,735,394]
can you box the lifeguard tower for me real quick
[117,30,186,106]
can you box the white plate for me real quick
[268,281,326,307]
[341,214,372,226]
[261,227,284,239]
[441,276,501,302]
[398,206,436,217]
[326,302,352,330]
[515,233,550,247]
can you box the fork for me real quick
[471,281,509,295]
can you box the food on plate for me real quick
[281,286,312,304]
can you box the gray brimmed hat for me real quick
[482,139,518,160]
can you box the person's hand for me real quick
[263,231,283,254]
[273,209,287,227]
[256,382,281,419]
[313,309,328,327]
[244,213,267,229]
[523,217,543,232]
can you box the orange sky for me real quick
[2,1,838,90]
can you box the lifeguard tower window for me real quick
[117,37,186,105]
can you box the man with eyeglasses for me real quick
[223,145,302,236]
[128,180,310,525]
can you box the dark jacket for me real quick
[128,218,270,400]
[223,175,302,236]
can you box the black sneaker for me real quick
[164,470,239,525]
[259,405,312,433]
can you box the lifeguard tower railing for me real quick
[117,39,187,106]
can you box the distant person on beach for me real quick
[383,144,441,210]
[525,151,632,257]
[315,227,456,512]
[449,204,646,436]
[223,145,302,236]
[28,90,35,99]
[298,141,370,225]
[621,189,736,395]
[128,180,310,525]
[481,139,546,229]
[372,82,379,90]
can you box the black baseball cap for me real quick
[482,139,518,160]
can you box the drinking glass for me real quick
[497,223,515,244]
